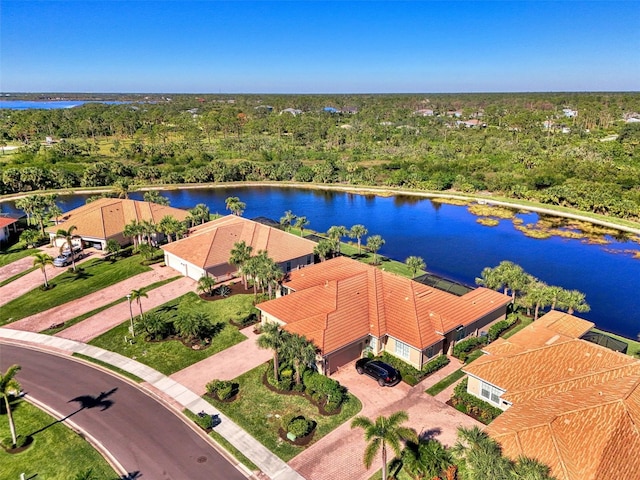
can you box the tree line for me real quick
[1,93,639,221]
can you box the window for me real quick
[395,340,410,359]
[286,261,291,272]
[306,255,311,265]
[425,345,434,359]
[369,336,378,351]
[479,381,502,405]
[456,327,466,342]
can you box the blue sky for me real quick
[1,1,638,93]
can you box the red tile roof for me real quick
[45,198,190,240]
[0,217,19,229]
[161,215,316,270]
[258,257,510,355]
[464,312,640,480]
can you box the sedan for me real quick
[355,358,401,387]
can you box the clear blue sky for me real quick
[1,1,638,93]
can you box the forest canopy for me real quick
[1,92,639,220]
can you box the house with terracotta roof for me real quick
[463,311,640,480]
[0,214,21,243]
[257,256,511,375]
[161,215,316,282]
[45,198,190,250]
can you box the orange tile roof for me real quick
[465,314,640,480]
[0,217,18,229]
[45,198,190,240]
[258,256,511,355]
[161,215,316,270]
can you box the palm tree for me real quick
[105,239,121,261]
[229,240,253,288]
[401,437,453,480]
[130,288,148,319]
[175,311,211,342]
[56,225,81,271]
[225,196,246,216]
[123,219,143,248]
[314,239,333,262]
[1,364,21,448]
[327,225,348,255]
[366,235,385,265]
[405,256,426,278]
[136,312,171,341]
[136,243,155,261]
[188,203,211,225]
[452,426,510,480]
[197,274,217,296]
[559,289,590,315]
[20,228,41,248]
[511,455,556,480]
[547,285,565,311]
[350,411,417,480]
[158,215,184,243]
[280,210,297,232]
[294,216,309,237]
[282,333,317,385]
[520,279,551,321]
[349,224,368,255]
[32,252,54,288]
[112,179,130,199]
[143,190,170,206]
[256,321,289,381]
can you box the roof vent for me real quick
[568,367,574,373]
[405,297,409,301]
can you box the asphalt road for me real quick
[0,343,247,480]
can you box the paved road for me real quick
[1,344,247,480]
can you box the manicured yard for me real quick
[203,363,362,461]
[0,254,151,325]
[89,292,252,375]
[0,399,117,480]
[0,242,38,267]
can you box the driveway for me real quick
[288,358,480,480]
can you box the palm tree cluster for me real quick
[186,203,211,226]
[256,321,317,386]
[351,413,556,480]
[15,193,59,236]
[225,196,246,216]
[229,241,283,298]
[476,260,590,319]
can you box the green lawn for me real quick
[0,243,38,267]
[425,369,466,396]
[0,254,152,326]
[89,292,252,375]
[203,363,362,462]
[0,399,117,480]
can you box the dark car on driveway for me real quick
[355,358,401,387]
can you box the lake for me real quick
[3,185,640,339]
[0,100,132,110]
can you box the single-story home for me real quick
[257,256,511,375]
[45,198,190,250]
[0,214,21,243]
[161,215,316,282]
[463,310,640,480]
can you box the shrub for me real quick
[378,352,450,386]
[453,336,488,362]
[488,316,518,341]
[302,370,346,407]
[450,378,502,424]
[288,417,313,437]
[422,355,451,375]
[194,413,213,430]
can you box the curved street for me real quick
[0,343,247,480]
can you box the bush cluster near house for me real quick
[450,378,503,424]
[206,379,239,401]
[378,352,450,386]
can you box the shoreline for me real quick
[2,181,640,236]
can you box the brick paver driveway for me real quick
[289,358,480,480]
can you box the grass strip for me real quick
[182,409,259,472]
[0,399,117,480]
[425,369,466,396]
[72,352,145,383]
[0,266,37,288]
[0,244,38,267]
[42,275,182,335]
[0,254,151,326]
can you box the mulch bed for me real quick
[1,436,33,454]
[446,399,490,425]
[278,427,316,446]
[261,371,342,417]
[198,282,253,301]
[205,391,239,403]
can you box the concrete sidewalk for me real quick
[0,328,304,480]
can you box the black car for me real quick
[355,358,400,387]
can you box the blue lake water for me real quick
[3,186,639,339]
[0,100,131,110]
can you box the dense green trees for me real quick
[2,93,638,221]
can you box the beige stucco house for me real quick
[161,215,316,282]
[257,256,511,375]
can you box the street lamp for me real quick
[126,293,135,337]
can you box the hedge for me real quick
[379,353,450,386]
[450,378,502,424]
[452,337,488,362]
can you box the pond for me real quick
[4,185,640,339]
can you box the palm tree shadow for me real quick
[27,388,118,437]
[418,427,442,441]
[118,472,141,480]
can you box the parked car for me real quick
[53,247,82,267]
[355,358,400,386]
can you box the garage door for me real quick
[326,340,365,375]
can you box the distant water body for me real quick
[0,100,131,110]
[3,185,640,339]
